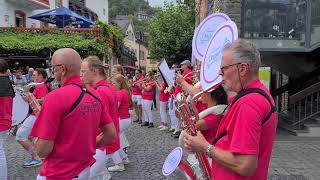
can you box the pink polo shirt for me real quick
[132,76,144,95]
[33,80,48,99]
[32,81,49,115]
[94,80,120,154]
[142,83,155,100]
[159,83,170,102]
[202,114,222,143]
[31,76,113,180]
[0,97,13,131]
[212,79,278,180]
[117,89,131,119]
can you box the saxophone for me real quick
[175,92,212,180]
[23,82,43,115]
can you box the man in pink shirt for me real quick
[0,59,15,179]
[16,68,49,168]
[184,40,278,180]
[31,48,116,180]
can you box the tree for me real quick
[109,0,156,18]
[147,4,195,65]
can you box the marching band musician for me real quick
[155,78,170,131]
[111,74,132,166]
[140,71,156,128]
[0,59,14,180]
[31,48,116,180]
[170,60,194,138]
[80,56,123,179]
[184,40,278,180]
[131,70,144,124]
[16,68,49,168]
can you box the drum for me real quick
[12,92,29,126]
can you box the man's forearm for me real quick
[180,81,200,96]
[207,145,257,176]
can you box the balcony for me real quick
[6,0,50,9]
[241,0,320,52]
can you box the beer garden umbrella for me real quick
[29,7,94,28]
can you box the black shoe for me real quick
[138,120,142,124]
[133,119,140,123]
[148,123,154,128]
[141,122,149,127]
[173,130,181,138]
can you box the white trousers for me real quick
[16,115,36,141]
[119,118,131,149]
[89,149,111,180]
[159,101,168,124]
[37,166,90,180]
[0,131,8,180]
[142,99,153,123]
[168,97,179,130]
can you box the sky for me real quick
[148,0,175,7]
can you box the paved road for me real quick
[5,110,320,180]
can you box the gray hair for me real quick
[224,39,261,73]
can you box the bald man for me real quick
[31,48,116,180]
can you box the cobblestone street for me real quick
[5,111,320,180]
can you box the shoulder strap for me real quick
[230,88,276,125]
[213,88,276,145]
[68,83,101,114]
[94,84,110,90]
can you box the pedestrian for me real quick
[31,48,116,180]
[184,40,278,180]
[0,59,15,180]
[16,68,49,168]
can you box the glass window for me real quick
[311,0,320,45]
[242,0,307,49]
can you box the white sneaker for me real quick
[160,126,169,131]
[157,125,164,129]
[122,157,130,165]
[103,170,112,180]
[108,164,125,172]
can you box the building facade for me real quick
[0,0,108,28]
[211,0,320,136]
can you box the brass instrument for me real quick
[23,82,44,115]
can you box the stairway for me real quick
[278,82,320,137]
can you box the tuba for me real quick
[23,82,44,115]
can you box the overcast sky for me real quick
[148,0,175,7]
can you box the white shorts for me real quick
[16,115,36,141]
[132,95,142,106]
[36,166,90,180]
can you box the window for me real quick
[103,8,106,16]
[55,0,63,8]
[139,51,145,60]
[15,11,26,27]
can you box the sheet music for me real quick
[158,59,175,87]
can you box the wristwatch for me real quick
[205,145,213,158]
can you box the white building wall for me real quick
[85,0,108,23]
[0,0,43,27]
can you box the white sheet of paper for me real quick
[158,59,175,87]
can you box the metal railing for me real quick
[288,82,320,129]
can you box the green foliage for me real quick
[0,31,107,57]
[96,21,125,58]
[109,0,155,18]
[147,4,195,65]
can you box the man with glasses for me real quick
[184,40,278,180]
[31,48,116,180]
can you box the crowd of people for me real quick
[0,39,278,180]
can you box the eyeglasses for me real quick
[52,64,64,71]
[220,63,241,74]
